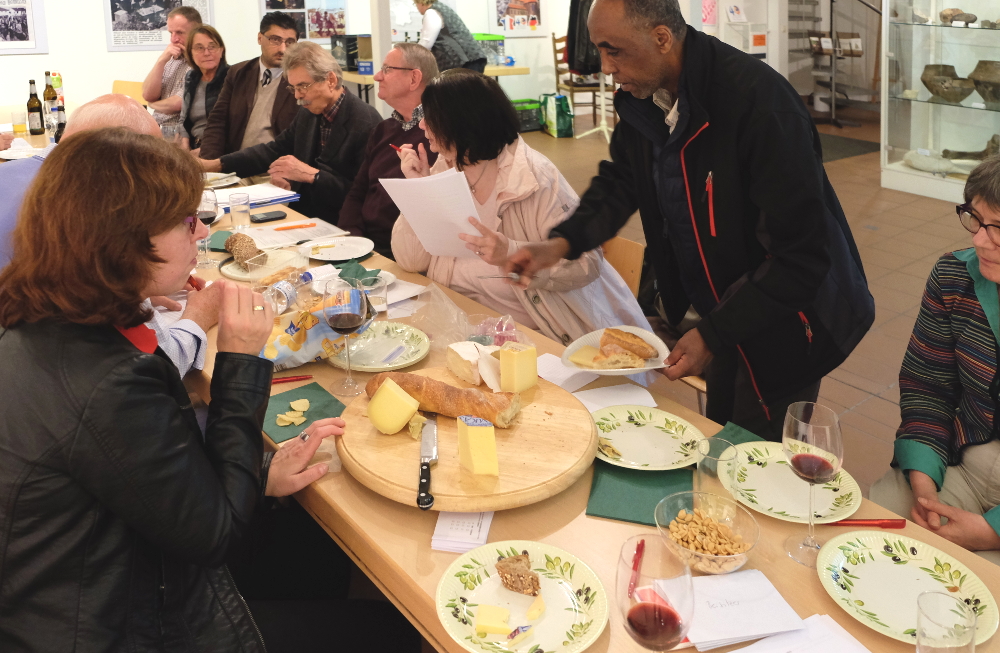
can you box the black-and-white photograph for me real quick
[266,0,304,9]
[0,6,28,41]
[109,0,181,32]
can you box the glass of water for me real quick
[694,436,738,499]
[917,591,977,653]
[359,276,388,320]
[229,192,251,232]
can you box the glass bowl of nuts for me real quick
[654,491,760,575]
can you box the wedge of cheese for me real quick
[407,413,427,440]
[475,604,510,636]
[457,415,499,476]
[499,342,537,393]
[368,378,419,434]
[447,341,500,386]
[526,594,546,620]
[568,345,599,369]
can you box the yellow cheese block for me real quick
[526,594,546,620]
[499,342,537,393]
[475,604,510,636]
[407,413,426,440]
[457,415,499,476]
[368,378,419,434]
[568,345,599,369]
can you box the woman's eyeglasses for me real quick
[958,203,1000,246]
[183,216,197,235]
[192,44,221,54]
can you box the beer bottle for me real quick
[54,105,67,144]
[43,71,57,108]
[27,80,44,136]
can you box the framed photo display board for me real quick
[104,0,214,52]
[0,0,49,55]
[259,0,345,43]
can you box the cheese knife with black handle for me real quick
[417,412,438,510]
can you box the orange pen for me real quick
[274,222,316,231]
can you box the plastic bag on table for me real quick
[403,283,470,353]
[465,313,534,347]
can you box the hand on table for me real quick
[265,417,344,496]
[0,133,13,151]
[181,281,223,333]
[459,217,510,267]
[664,328,713,380]
[397,143,431,178]
[503,237,571,288]
[268,155,317,183]
[909,470,942,530]
[916,497,1000,551]
[270,174,292,191]
[215,280,273,355]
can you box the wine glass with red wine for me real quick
[616,534,694,651]
[782,401,843,567]
[195,190,217,269]
[322,278,371,397]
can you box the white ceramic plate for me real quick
[592,405,706,470]
[817,530,997,645]
[325,321,429,372]
[561,326,668,376]
[0,148,47,160]
[218,248,300,282]
[720,441,861,524]
[436,540,608,653]
[308,236,375,262]
[203,172,241,188]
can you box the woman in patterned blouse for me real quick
[872,155,1000,565]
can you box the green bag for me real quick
[540,93,574,138]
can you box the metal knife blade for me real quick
[417,412,437,510]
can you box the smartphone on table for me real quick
[250,211,287,224]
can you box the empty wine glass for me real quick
[783,402,843,567]
[694,436,738,499]
[195,190,217,268]
[322,278,371,397]
[616,534,694,651]
[917,591,977,653]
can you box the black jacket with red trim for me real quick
[550,27,875,403]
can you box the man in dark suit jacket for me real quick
[201,42,381,225]
[198,12,301,160]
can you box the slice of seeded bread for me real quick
[495,554,541,596]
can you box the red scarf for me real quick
[115,324,158,354]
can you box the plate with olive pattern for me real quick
[719,441,861,524]
[435,540,608,653]
[325,321,429,373]
[817,530,997,645]
[591,405,706,470]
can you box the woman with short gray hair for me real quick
[871,155,1000,565]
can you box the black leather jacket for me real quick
[0,320,273,652]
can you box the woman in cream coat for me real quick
[392,69,649,346]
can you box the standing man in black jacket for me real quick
[507,0,874,439]
[200,42,381,225]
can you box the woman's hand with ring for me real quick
[458,217,509,267]
[266,417,345,496]
[215,280,274,355]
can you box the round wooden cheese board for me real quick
[337,367,598,512]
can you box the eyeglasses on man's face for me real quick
[192,43,221,54]
[958,202,1000,246]
[380,64,415,76]
[265,35,298,47]
[287,80,319,95]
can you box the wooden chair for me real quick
[681,375,708,416]
[601,236,644,297]
[112,80,147,107]
[552,33,616,127]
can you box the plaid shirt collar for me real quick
[391,104,423,132]
[318,92,346,149]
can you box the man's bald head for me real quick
[63,94,161,140]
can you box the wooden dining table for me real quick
[192,206,1000,653]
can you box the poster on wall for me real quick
[260,0,344,42]
[0,0,48,54]
[103,0,214,52]
[496,0,541,37]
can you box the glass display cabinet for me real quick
[881,0,1000,201]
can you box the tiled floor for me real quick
[523,110,960,498]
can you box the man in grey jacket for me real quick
[200,42,381,225]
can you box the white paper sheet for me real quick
[246,220,348,249]
[379,169,480,259]
[732,614,870,653]
[572,384,657,412]
[431,511,494,553]
[537,353,599,392]
[682,570,804,650]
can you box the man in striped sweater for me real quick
[872,155,1000,565]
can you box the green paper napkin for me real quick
[210,230,233,252]
[335,259,380,283]
[263,382,346,444]
[585,422,764,526]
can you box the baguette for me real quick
[365,372,521,428]
[600,327,658,359]
[592,344,645,369]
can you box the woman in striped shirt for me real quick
[872,155,1000,564]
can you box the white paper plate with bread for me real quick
[561,326,668,376]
